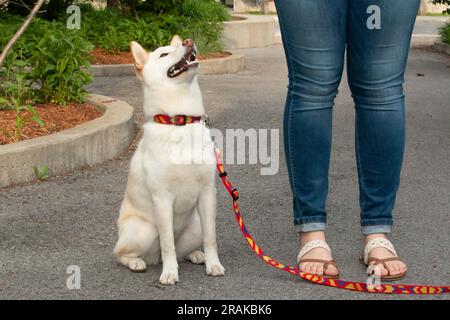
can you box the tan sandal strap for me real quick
[367,257,401,269]
[363,238,398,264]
[299,258,336,265]
[297,240,331,263]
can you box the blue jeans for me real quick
[275,0,420,235]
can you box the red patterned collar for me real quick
[153,114,210,128]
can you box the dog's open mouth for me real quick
[167,45,199,78]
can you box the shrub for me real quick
[0,17,93,106]
[26,23,93,104]
[440,23,450,44]
[77,3,227,55]
[180,0,230,22]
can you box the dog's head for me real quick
[130,36,199,86]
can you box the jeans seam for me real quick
[278,3,299,217]
[355,114,366,218]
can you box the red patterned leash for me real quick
[214,148,450,295]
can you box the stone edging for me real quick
[411,34,441,48]
[0,94,135,189]
[433,40,450,55]
[222,14,276,49]
[91,53,245,77]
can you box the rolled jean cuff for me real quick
[362,225,392,235]
[295,222,326,233]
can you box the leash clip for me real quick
[201,114,210,128]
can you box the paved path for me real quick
[414,16,449,35]
[0,45,449,300]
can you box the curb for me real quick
[91,53,245,77]
[433,40,450,55]
[0,94,135,189]
[222,14,276,49]
[411,34,441,48]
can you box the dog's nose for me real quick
[183,39,194,47]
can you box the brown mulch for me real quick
[92,48,134,65]
[91,47,231,65]
[0,103,102,145]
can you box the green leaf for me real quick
[33,165,49,181]
[13,60,28,67]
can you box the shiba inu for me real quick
[113,36,225,285]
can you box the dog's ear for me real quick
[170,35,182,47]
[130,41,149,71]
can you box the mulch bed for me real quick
[0,103,102,145]
[91,47,231,65]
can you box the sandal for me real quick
[297,240,341,279]
[360,238,407,281]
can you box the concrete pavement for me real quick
[0,44,449,300]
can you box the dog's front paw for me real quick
[128,258,147,272]
[159,270,179,285]
[206,262,225,276]
[187,250,206,265]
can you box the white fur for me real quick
[113,37,225,285]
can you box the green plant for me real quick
[33,165,49,181]
[75,1,228,52]
[0,57,45,142]
[0,17,94,106]
[180,0,230,22]
[0,14,93,142]
[440,23,450,44]
[25,23,93,104]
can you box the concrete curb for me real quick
[222,14,276,49]
[91,53,245,77]
[0,94,135,188]
[411,34,441,48]
[416,16,450,22]
[433,40,450,55]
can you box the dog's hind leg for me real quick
[175,211,205,264]
[114,216,158,272]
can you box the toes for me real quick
[302,263,311,274]
[311,264,319,276]
[206,263,225,276]
[316,264,324,276]
[399,262,407,274]
[187,250,206,265]
[368,263,388,277]
[129,258,146,272]
[325,265,338,277]
[159,271,179,285]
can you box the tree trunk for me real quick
[0,0,46,68]
[107,0,121,9]
[129,0,138,18]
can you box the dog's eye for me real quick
[159,53,169,58]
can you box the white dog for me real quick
[113,36,225,285]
